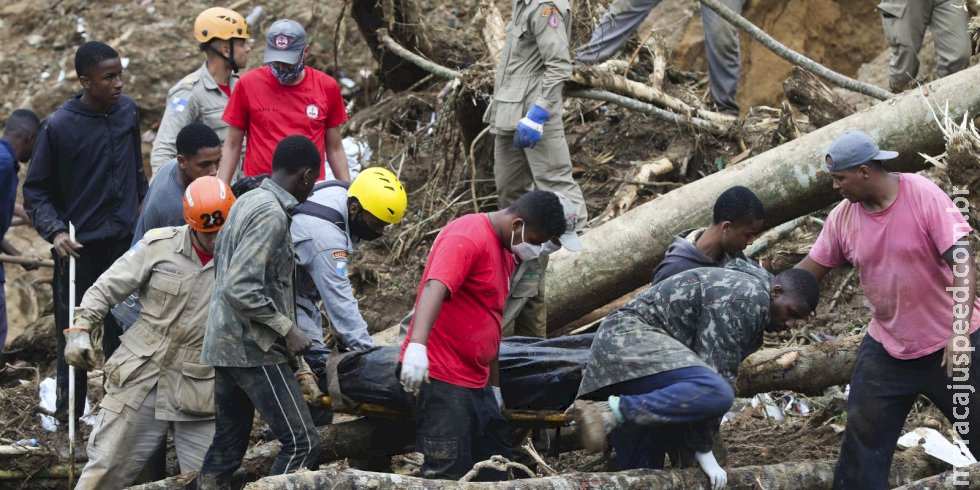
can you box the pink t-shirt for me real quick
[810,173,979,359]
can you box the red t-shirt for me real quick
[193,245,213,266]
[810,173,980,359]
[400,214,515,388]
[217,83,231,98]
[222,66,349,179]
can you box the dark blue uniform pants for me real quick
[592,366,734,470]
[834,331,980,489]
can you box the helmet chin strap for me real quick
[206,41,239,73]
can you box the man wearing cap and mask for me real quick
[217,19,351,184]
[795,130,980,489]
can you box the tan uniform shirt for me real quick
[485,0,572,133]
[150,63,238,174]
[74,225,216,422]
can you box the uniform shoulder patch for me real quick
[181,74,199,87]
[331,250,350,260]
[541,5,552,16]
[548,10,560,28]
[170,96,189,113]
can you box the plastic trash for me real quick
[750,393,785,421]
[39,414,58,432]
[246,6,264,26]
[13,438,38,447]
[320,137,369,181]
[898,427,977,467]
[38,377,95,431]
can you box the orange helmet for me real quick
[194,7,249,43]
[183,176,236,232]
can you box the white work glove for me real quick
[492,386,505,411]
[400,342,429,393]
[64,327,98,370]
[696,451,727,490]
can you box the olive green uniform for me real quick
[485,0,588,230]
[150,63,242,179]
[74,226,217,489]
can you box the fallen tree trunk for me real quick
[736,334,862,396]
[894,463,980,489]
[243,450,945,490]
[544,64,980,332]
[127,418,414,490]
[783,67,856,128]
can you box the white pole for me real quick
[67,221,76,486]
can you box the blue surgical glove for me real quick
[514,104,549,149]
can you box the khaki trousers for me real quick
[75,387,215,490]
[493,131,588,230]
[879,0,970,91]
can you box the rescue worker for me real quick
[877,0,970,92]
[399,190,568,480]
[652,185,765,285]
[397,191,582,340]
[485,0,588,230]
[63,177,235,489]
[291,167,408,378]
[571,261,819,489]
[23,41,148,453]
[150,7,250,177]
[576,0,744,114]
[795,130,980,489]
[199,135,320,487]
[217,19,351,184]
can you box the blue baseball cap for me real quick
[265,20,307,65]
[825,130,898,171]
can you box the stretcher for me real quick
[317,334,594,428]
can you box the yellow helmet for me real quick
[348,168,408,224]
[194,7,249,43]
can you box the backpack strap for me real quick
[290,180,351,231]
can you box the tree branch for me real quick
[699,0,894,101]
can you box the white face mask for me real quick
[540,241,561,255]
[510,222,542,261]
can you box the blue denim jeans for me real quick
[199,364,320,485]
[834,331,980,489]
[413,378,511,480]
[591,366,734,469]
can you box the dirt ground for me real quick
[0,0,974,487]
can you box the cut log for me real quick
[894,463,980,489]
[783,67,856,128]
[570,66,735,129]
[544,64,980,332]
[242,450,945,489]
[593,158,675,224]
[127,418,415,490]
[736,334,862,396]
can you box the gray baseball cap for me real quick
[264,19,307,65]
[825,130,898,171]
[553,192,583,252]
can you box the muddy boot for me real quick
[571,399,619,452]
[197,473,231,490]
[55,428,87,461]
